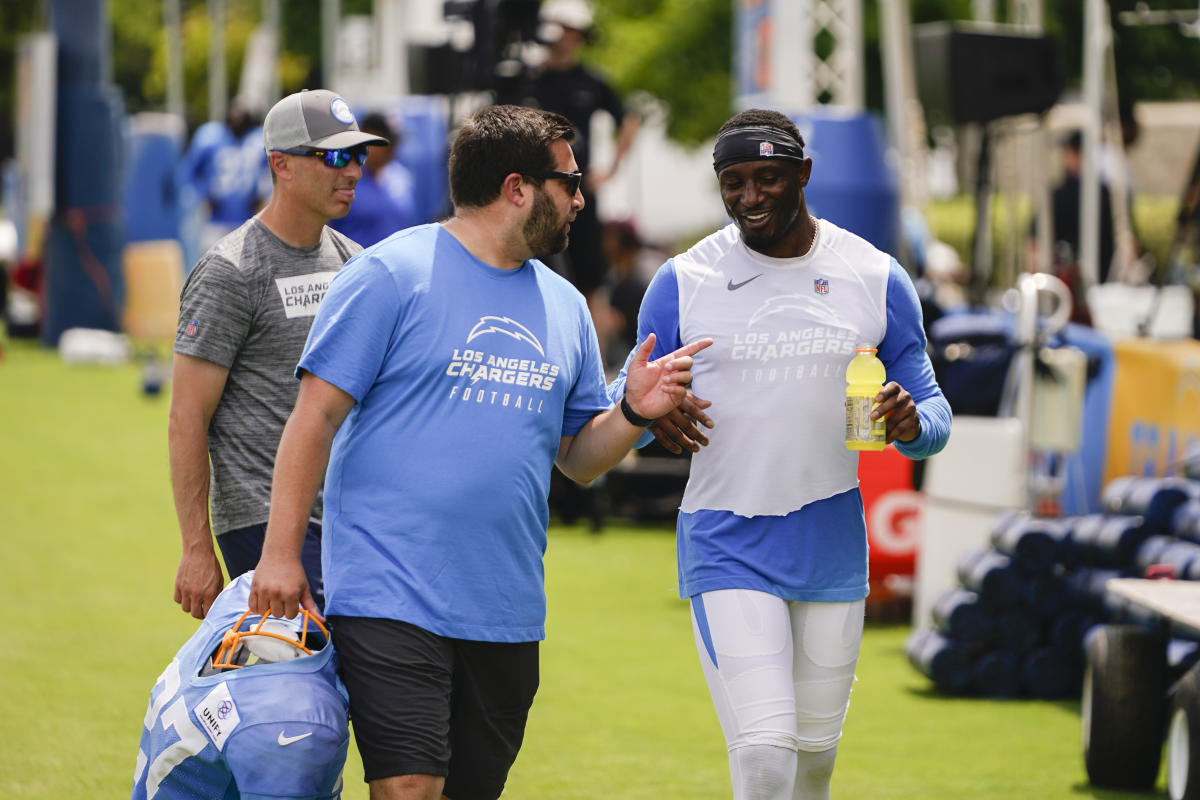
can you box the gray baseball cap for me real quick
[263,89,388,152]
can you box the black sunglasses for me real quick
[523,170,583,196]
[277,146,368,168]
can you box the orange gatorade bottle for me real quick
[845,344,886,451]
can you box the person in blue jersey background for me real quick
[249,104,711,800]
[613,108,952,800]
[328,111,421,247]
[179,98,271,252]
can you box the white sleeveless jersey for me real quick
[675,221,890,516]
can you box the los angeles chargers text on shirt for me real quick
[274,272,338,318]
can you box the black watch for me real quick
[620,395,655,427]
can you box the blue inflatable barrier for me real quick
[1136,534,1178,575]
[931,587,992,647]
[1019,573,1069,617]
[905,629,972,693]
[1022,646,1076,698]
[957,548,1020,610]
[1064,567,1123,614]
[43,1,126,347]
[1174,500,1200,542]
[1047,609,1097,655]
[993,610,1040,654]
[1068,514,1148,568]
[991,515,1060,574]
[1102,476,1200,532]
[395,96,450,224]
[121,117,184,243]
[970,650,1022,697]
[787,108,899,257]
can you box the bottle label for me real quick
[845,396,885,444]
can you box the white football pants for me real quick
[690,590,864,800]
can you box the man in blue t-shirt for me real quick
[249,104,710,800]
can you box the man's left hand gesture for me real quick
[622,334,713,422]
[872,381,922,444]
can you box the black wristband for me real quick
[620,395,654,427]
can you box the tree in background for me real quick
[108,0,371,129]
[1,0,1198,158]
[0,2,47,162]
[587,0,1200,148]
[588,0,732,147]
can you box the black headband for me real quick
[713,125,805,174]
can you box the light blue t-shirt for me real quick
[300,224,609,642]
[611,222,952,602]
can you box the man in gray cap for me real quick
[169,89,387,620]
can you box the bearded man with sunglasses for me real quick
[249,104,710,800]
[169,89,386,621]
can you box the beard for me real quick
[523,187,569,257]
[737,205,800,253]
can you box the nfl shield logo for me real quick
[759,141,774,157]
[186,318,199,336]
[814,278,829,295]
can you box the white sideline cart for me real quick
[1083,578,1200,799]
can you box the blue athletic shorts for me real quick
[216,521,325,611]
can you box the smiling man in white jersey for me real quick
[613,108,952,799]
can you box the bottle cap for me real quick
[855,343,877,353]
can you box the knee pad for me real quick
[729,741,797,800]
[794,746,838,800]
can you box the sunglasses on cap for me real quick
[276,146,368,168]
[523,170,583,196]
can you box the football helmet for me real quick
[208,608,329,672]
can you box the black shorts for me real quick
[329,616,539,800]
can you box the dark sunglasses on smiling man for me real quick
[523,170,583,196]
[276,145,369,168]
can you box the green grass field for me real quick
[0,338,1165,798]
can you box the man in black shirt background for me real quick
[524,0,640,361]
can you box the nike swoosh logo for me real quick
[727,274,763,291]
[277,731,314,746]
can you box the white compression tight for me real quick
[690,590,865,800]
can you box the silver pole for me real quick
[263,0,281,106]
[208,0,227,122]
[1079,0,1107,290]
[321,0,340,91]
[879,0,926,208]
[163,0,185,119]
